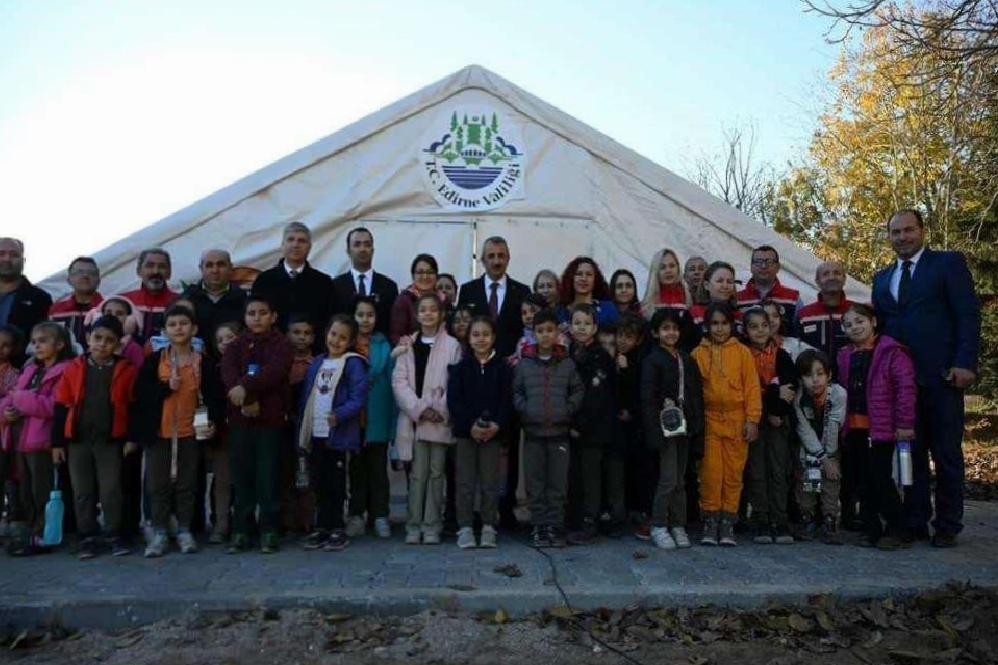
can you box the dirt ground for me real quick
[3,583,997,665]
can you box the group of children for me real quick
[0,258,918,559]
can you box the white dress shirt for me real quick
[486,274,508,314]
[351,268,374,295]
[889,246,925,301]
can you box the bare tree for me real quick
[689,123,776,225]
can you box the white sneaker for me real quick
[345,516,366,538]
[405,528,421,545]
[177,531,198,554]
[144,533,167,558]
[479,525,497,549]
[374,517,391,539]
[651,526,676,550]
[671,526,692,549]
[422,529,441,545]
[457,527,476,549]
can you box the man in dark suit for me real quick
[0,237,53,366]
[330,227,398,337]
[458,236,531,529]
[872,209,980,547]
[251,222,334,347]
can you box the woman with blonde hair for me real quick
[641,248,691,321]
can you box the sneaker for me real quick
[108,537,131,557]
[650,526,676,550]
[718,515,737,547]
[373,517,391,539]
[700,514,719,546]
[227,533,250,554]
[260,532,280,554]
[302,530,330,550]
[78,537,101,560]
[931,531,958,548]
[323,530,349,552]
[144,532,167,558]
[821,518,842,546]
[532,526,550,548]
[422,529,441,545]
[405,528,422,545]
[773,525,795,545]
[567,520,598,546]
[547,526,567,548]
[177,531,198,554]
[670,526,692,549]
[143,523,156,545]
[479,525,497,548]
[634,521,651,541]
[876,534,904,551]
[208,530,226,545]
[753,527,774,545]
[457,527,476,549]
[794,520,817,542]
[345,515,366,538]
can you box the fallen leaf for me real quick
[494,608,509,624]
[9,630,29,650]
[689,655,710,665]
[816,611,835,632]
[788,613,815,633]
[493,564,523,578]
[115,634,143,649]
[888,649,931,663]
[632,550,649,560]
[548,606,582,620]
[863,630,883,649]
[446,584,477,592]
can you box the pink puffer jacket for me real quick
[837,335,917,442]
[0,360,68,453]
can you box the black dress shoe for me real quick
[902,526,930,544]
[931,531,958,548]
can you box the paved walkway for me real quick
[2,501,998,630]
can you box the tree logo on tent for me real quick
[422,108,525,210]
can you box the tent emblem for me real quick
[421,107,525,211]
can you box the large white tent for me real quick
[40,64,866,300]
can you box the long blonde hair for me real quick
[640,248,689,318]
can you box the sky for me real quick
[0,0,841,282]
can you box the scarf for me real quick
[749,340,779,386]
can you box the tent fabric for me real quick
[40,64,868,302]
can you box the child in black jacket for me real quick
[742,307,797,544]
[447,316,512,549]
[641,309,704,550]
[566,304,617,545]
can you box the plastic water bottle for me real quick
[896,440,914,487]
[295,448,310,490]
[41,469,64,547]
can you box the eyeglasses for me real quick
[751,258,778,267]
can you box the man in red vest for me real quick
[48,256,104,351]
[737,245,802,335]
[120,248,178,342]
[796,261,852,364]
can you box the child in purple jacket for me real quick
[837,303,917,550]
[0,323,75,554]
[296,314,369,553]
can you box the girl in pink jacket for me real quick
[391,294,463,545]
[837,303,917,550]
[0,323,75,553]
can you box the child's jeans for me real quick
[699,433,748,515]
[523,435,570,528]
[454,437,501,527]
[652,436,689,528]
[229,426,282,537]
[68,438,123,536]
[746,420,791,528]
[349,443,390,520]
[795,458,841,522]
[312,443,347,531]
[407,440,447,534]
[146,437,198,532]
[15,450,53,537]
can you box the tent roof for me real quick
[41,64,866,300]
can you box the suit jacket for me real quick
[331,271,399,338]
[251,260,333,348]
[457,275,531,358]
[2,278,53,367]
[872,248,980,387]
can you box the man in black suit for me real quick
[458,236,531,529]
[331,227,398,337]
[251,222,334,344]
[0,237,53,366]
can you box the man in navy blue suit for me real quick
[872,209,980,547]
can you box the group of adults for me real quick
[0,207,980,543]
